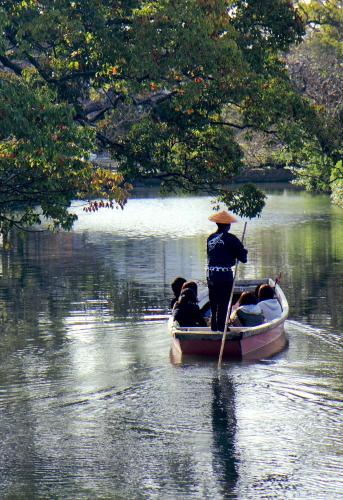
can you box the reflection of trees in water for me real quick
[1,197,342,353]
[240,217,343,330]
[0,231,170,352]
[282,219,343,329]
[211,374,238,498]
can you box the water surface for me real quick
[0,186,342,499]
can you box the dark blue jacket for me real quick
[207,230,247,268]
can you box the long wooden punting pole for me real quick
[218,221,247,368]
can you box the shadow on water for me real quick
[211,373,238,499]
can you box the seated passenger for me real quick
[170,276,187,309]
[258,284,282,322]
[230,291,264,327]
[254,283,262,300]
[181,280,198,299]
[172,289,207,327]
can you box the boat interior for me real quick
[198,278,271,314]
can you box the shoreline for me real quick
[93,154,294,184]
[234,167,294,183]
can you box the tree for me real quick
[0,73,131,244]
[286,0,343,206]
[0,0,307,236]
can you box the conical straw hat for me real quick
[208,210,237,224]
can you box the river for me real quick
[0,185,342,499]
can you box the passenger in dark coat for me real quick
[181,280,198,299]
[172,289,206,327]
[207,211,248,332]
[170,276,187,309]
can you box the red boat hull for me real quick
[171,323,287,362]
[175,337,242,359]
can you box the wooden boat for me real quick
[169,278,289,362]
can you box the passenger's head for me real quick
[258,284,275,301]
[181,280,198,297]
[238,291,257,306]
[178,288,197,305]
[254,284,262,299]
[171,276,187,297]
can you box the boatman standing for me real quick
[207,211,248,332]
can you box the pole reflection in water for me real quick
[211,374,238,498]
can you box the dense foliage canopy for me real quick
[1,0,337,237]
[287,0,343,206]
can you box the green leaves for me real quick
[0,0,316,235]
[284,1,343,206]
[217,185,266,219]
[0,73,131,236]
[331,160,343,208]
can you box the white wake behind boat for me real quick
[169,278,289,362]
